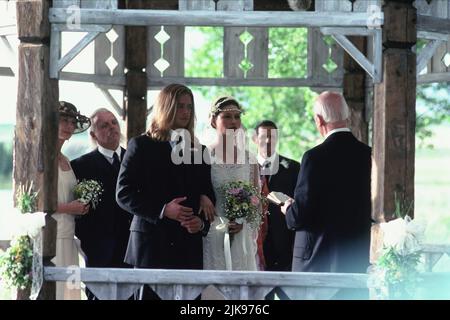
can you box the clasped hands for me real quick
[163,195,243,234]
[163,196,204,234]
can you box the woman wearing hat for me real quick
[202,96,261,271]
[53,101,90,300]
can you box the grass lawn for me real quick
[415,125,450,245]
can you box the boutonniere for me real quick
[280,159,290,169]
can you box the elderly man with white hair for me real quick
[281,92,372,294]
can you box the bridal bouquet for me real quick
[222,180,264,230]
[73,179,104,210]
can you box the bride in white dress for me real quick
[52,102,91,299]
[202,96,261,271]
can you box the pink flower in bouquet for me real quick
[250,195,260,206]
[229,188,241,195]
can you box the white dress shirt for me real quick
[98,145,122,164]
[325,127,351,139]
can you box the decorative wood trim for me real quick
[147,76,342,88]
[417,40,444,76]
[49,9,382,28]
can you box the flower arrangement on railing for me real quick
[0,182,45,299]
[368,194,425,299]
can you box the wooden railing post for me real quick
[15,0,59,300]
[371,0,416,262]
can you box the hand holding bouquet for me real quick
[222,180,264,230]
[73,179,104,210]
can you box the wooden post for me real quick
[343,36,368,144]
[371,0,416,261]
[123,0,177,141]
[15,0,59,299]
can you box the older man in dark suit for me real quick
[281,92,372,279]
[253,120,300,272]
[71,108,132,300]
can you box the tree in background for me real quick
[416,83,450,148]
[185,27,450,160]
[0,142,13,188]
[186,27,319,161]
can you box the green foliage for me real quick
[185,28,450,159]
[15,183,39,214]
[0,235,33,290]
[185,27,223,78]
[393,192,413,219]
[416,83,450,148]
[0,182,38,291]
[186,27,320,160]
[268,28,308,78]
[377,247,422,299]
[0,142,13,188]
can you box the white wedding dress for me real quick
[203,153,260,271]
[51,164,81,300]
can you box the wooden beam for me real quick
[332,34,375,80]
[343,36,368,144]
[417,72,450,84]
[416,39,444,76]
[15,0,58,300]
[146,76,342,88]
[60,71,125,87]
[0,66,14,77]
[372,0,416,260]
[418,15,450,35]
[49,9,381,28]
[124,0,149,141]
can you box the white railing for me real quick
[422,243,450,272]
[43,267,450,300]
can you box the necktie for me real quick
[112,152,121,172]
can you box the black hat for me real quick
[58,101,91,134]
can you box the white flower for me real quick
[3,208,46,238]
[280,159,289,169]
[380,215,425,256]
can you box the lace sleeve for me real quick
[249,159,263,216]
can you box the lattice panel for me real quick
[224,27,269,79]
[94,26,125,77]
[308,28,344,83]
[148,26,185,78]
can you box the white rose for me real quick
[380,216,424,255]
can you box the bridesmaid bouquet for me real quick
[74,179,104,210]
[222,180,264,230]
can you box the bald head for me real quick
[313,92,349,137]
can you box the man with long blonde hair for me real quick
[116,84,215,300]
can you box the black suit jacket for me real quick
[71,148,132,268]
[286,132,371,273]
[263,155,300,271]
[116,134,214,269]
